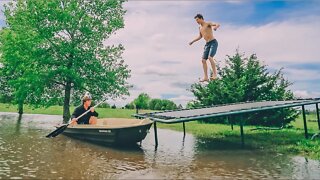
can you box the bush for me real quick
[189,51,299,127]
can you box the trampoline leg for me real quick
[231,118,234,131]
[302,105,308,139]
[228,116,233,130]
[183,122,186,137]
[316,103,320,130]
[240,119,245,148]
[154,122,158,148]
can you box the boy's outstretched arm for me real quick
[210,22,220,31]
[189,31,202,45]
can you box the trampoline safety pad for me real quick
[134,99,320,123]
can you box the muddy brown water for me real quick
[0,112,319,179]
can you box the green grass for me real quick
[1,103,320,159]
[0,103,151,118]
[157,116,320,159]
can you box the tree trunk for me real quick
[18,101,23,115]
[63,81,72,123]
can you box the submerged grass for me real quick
[1,103,319,159]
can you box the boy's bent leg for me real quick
[208,56,217,80]
[89,116,97,125]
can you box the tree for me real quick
[98,102,111,108]
[154,102,162,111]
[161,99,177,110]
[0,0,130,122]
[0,25,46,114]
[189,51,298,126]
[149,98,162,110]
[0,64,13,104]
[134,93,150,112]
[149,98,177,110]
[124,102,135,109]
[186,101,201,109]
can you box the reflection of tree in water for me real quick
[191,136,311,179]
[15,114,22,135]
[74,140,147,179]
[290,156,320,179]
[0,113,22,136]
[0,113,151,179]
[131,128,197,179]
[195,136,248,151]
[1,113,319,179]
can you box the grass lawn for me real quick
[157,114,320,159]
[0,103,151,118]
[1,103,320,159]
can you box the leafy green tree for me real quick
[0,72,14,104]
[98,102,111,108]
[154,102,162,111]
[189,51,298,126]
[124,102,135,109]
[149,98,162,110]
[0,25,46,114]
[0,0,130,122]
[134,93,150,112]
[149,98,177,110]
[161,99,177,110]
[186,101,201,109]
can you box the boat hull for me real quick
[62,118,153,145]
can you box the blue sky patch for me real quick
[161,94,178,99]
[203,1,320,26]
[285,63,320,71]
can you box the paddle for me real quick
[46,99,107,138]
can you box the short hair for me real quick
[194,14,204,20]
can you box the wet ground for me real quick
[0,112,319,179]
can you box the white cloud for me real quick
[0,1,317,108]
[293,90,320,99]
[105,1,320,107]
[225,0,246,4]
[216,16,320,68]
[169,95,194,106]
[283,69,320,81]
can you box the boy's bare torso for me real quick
[199,22,215,42]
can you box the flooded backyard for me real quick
[0,112,319,179]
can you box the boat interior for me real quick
[68,118,153,129]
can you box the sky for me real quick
[1,0,320,107]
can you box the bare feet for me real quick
[210,76,217,81]
[199,78,209,82]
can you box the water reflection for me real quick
[0,112,319,179]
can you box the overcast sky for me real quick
[1,1,320,107]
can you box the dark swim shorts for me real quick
[202,39,218,60]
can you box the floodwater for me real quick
[0,112,319,179]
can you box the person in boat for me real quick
[189,13,220,82]
[71,92,98,125]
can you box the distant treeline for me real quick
[124,93,182,110]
